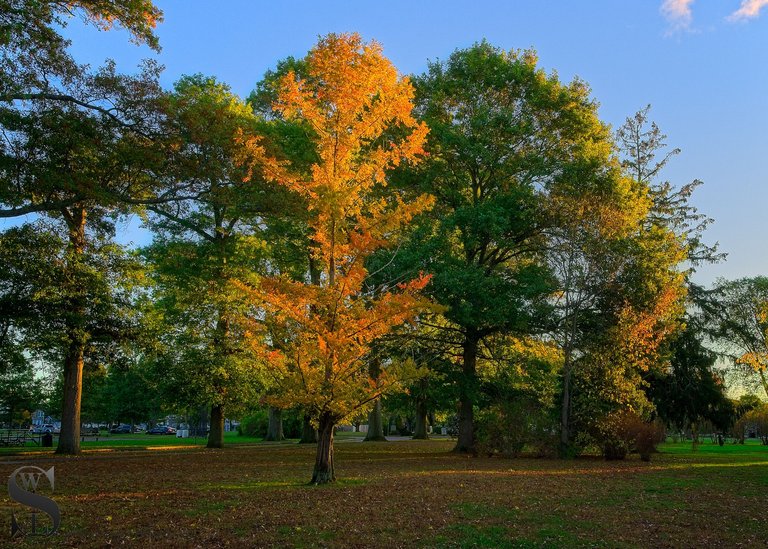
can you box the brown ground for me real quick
[1,439,766,547]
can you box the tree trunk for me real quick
[265,407,284,441]
[364,399,387,441]
[364,356,386,441]
[311,413,336,484]
[207,404,224,448]
[559,353,573,457]
[56,340,84,454]
[413,396,429,440]
[299,414,318,444]
[455,331,478,453]
[691,422,699,451]
[56,206,87,455]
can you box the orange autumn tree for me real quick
[240,33,433,484]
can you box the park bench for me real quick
[0,429,40,447]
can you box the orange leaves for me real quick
[736,301,768,375]
[233,128,291,185]
[275,34,423,146]
[240,34,432,421]
[737,352,768,373]
[264,33,430,272]
[255,270,431,377]
[615,283,685,371]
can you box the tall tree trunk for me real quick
[265,407,284,441]
[299,414,318,444]
[559,350,574,457]
[311,412,336,484]
[207,404,224,448]
[57,340,84,454]
[205,231,236,449]
[455,331,478,453]
[413,395,429,440]
[56,206,87,455]
[364,357,386,441]
[208,307,230,448]
[364,399,386,441]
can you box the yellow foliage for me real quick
[615,282,686,372]
[736,302,768,375]
[240,33,433,422]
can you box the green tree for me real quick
[546,170,651,454]
[97,361,160,427]
[560,107,705,457]
[0,360,43,427]
[1,0,163,218]
[1,0,164,454]
[616,105,723,269]
[143,74,281,448]
[0,222,146,446]
[710,277,768,398]
[646,323,733,439]
[393,42,625,452]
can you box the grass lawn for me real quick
[1,438,766,547]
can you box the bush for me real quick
[733,404,768,445]
[634,421,665,462]
[597,411,664,461]
[474,403,558,458]
[475,408,524,457]
[238,409,268,437]
[282,412,302,439]
[238,408,305,439]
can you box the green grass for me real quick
[660,438,768,456]
[0,428,376,455]
[0,431,264,454]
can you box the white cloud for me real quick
[728,0,768,21]
[661,0,695,30]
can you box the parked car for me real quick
[148,425,176,435]
[110,424,131,434]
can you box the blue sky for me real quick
[55,0,768,286]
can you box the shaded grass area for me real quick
[0,431,265,455]
[0,430,373,455]
[0,439,766,547]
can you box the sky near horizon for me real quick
[34,0,768,286]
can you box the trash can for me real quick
[42,432,53,447]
